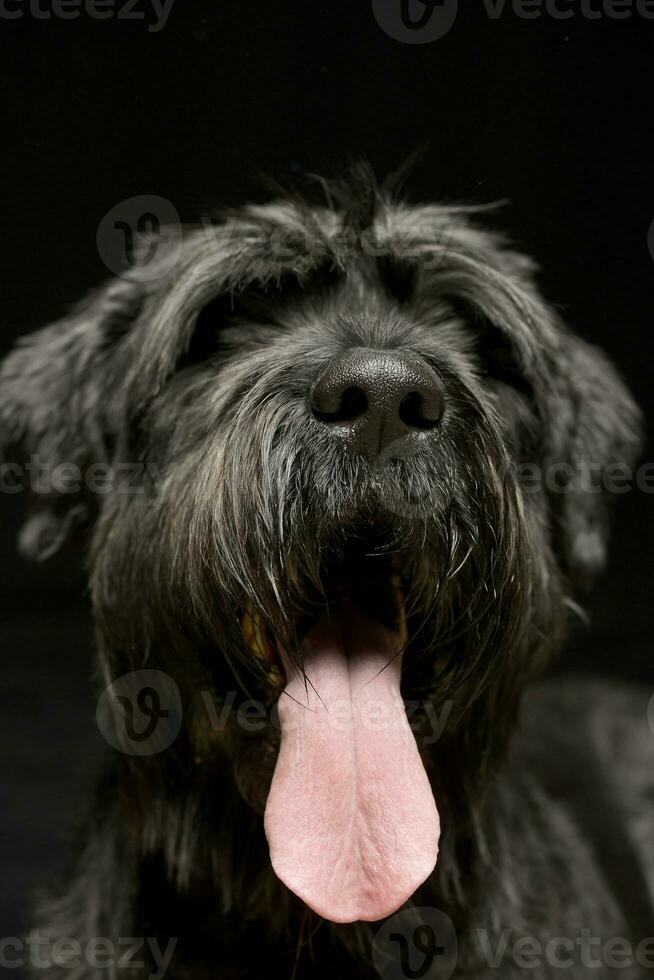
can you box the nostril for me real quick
[312,385,368,424]
[337,386,368,422]
[311,349,444,449]
[398,390,442,430]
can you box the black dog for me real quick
[2,174,653,979]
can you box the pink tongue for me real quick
[264,601,440,923]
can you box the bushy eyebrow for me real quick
[122,199,551,413]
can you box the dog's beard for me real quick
[166,376,550,923]
[91,352,560,924]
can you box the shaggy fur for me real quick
[1,173,652,979]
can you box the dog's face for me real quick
[0,185,640,923]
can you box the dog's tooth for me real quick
[242,603,267,659]
[241,602,282,683]
[241,603,257,650]
[266,663,285,688]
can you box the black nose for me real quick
[310,348,444,458]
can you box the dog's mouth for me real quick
[241,549,409,684]
[240,540,440,924]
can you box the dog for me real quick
[1,172,653,979]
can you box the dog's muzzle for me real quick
[310,347,444,459]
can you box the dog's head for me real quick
[0,179,641,923]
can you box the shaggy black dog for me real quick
[1,174,653,979]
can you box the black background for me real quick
[1,0,653,942]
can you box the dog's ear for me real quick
[0,278,144,560]
[422,217,642,589]
[543,331,641,589]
